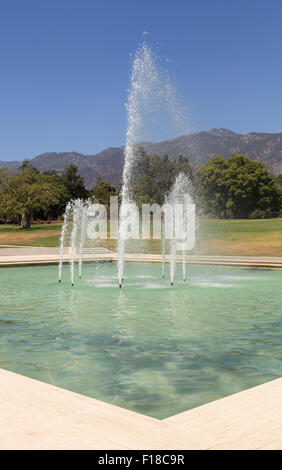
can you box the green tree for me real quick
[0,167,66,228]
[19,160,32,171]
[129,147,194,207]
[92,181,118,209]
[196,155,228,217]
[197,154,282,218]
[41,170,68,220]
[276,174,282,188]
[61,164,89,201]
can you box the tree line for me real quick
[0,161,117,229]
[0,151,281,229]
[129,148,282,219]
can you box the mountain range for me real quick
[1,128,281,188]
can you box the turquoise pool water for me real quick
[0,262,282,419]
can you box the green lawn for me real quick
[195,218,282,256]
[0,218,281,256]
[0,224,62,247]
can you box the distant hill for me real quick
[0,148,125,189]
[1,129,281,188]
[142,129,282,174]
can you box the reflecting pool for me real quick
[0,262,282,419]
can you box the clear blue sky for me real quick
[1,0,282,161]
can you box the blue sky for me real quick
[1,0,282,161]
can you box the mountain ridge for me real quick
[1,128,281,188]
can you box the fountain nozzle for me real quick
[58,279,61,283]
[171,281,173,286]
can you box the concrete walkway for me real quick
[0,246,282,268]
[0,368,281,449]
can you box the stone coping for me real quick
[0,367,281,449]
[0,247,281,268]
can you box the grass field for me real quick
[0,224,62,248]
[0,218,281,256]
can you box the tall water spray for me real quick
[58,200,74,283]
[78,198,92,279]
[161,213,166,278]
[70,199,83,286]
[118,41,188,287]
[165,172,195,286]
[58,41,194,289]
[59,198,95,285]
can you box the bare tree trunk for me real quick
[20,213,31,229]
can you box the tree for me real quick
[176,155,195,186]
[61,165,89,201]
[128,147,195,207]
[19,160,32,171]
[197,155,228,217]
[41,170,68,220]
[0,167,66,228]
[92,181,118,209]
[276,174,282,188]
[197,154,282,218]
[225,155,281,218]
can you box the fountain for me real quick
[117,41,191,286]
[58,200,73,283]
[58,41,195,287]
[58,198,95,285]
[163,172,195,285]
[58,190,195,287]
